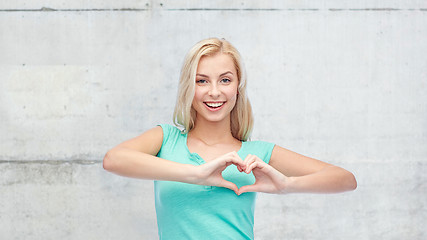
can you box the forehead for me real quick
[197,53,236,74]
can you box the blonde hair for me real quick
[173,38,253,141]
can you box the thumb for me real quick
[238,184,260,195]
[220,180,239,194]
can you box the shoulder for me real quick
[157,124,185,146]
[157,124,183,137]
[112,125,165,156]
[242,140,275,164]
[244,140,275,148]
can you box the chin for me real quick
[197,112,230,124]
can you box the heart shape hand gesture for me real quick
[193,152,289,195]
[237,154,289,195]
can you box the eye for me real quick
[196,79,207,84]
[220,78,231,83]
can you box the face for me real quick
[192,53,239,125]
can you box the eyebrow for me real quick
[196,71,234,78]
[220,71,234,77]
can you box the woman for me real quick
[103,38,357,239]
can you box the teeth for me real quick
[205,102,224,108]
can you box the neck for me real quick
[189,116,234,145]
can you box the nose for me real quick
[208,83,220,98]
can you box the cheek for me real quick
[193,88,203,101]
[226,87,238,101]
[192,89,207,109]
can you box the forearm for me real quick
[285,166,357,194]
[103,148,195,183]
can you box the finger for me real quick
[239,162,246,172]
[228,151,243,161]
[238,184,261,195]
[225,152,246,169]
[210,154,244,175]
[245,156,260,173]
[246,161,264,174]
[243,154,253,163]
[214,152,242,167]
[220,180,239,194]
[239,157,248,171]
[243,155,256,173]
[244,154,262,164]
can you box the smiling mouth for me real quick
[204,102,225,108]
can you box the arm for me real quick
[103,126,191,181]
[103,126,244,193]
[270,146,357,193]
[238,146,357,195]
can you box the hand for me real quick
[193,151,245,194]
[238,154,289,195]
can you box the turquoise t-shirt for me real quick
[155,124,275,240]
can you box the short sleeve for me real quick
[258,141,275,164]
[242,141,275,164]
[157,124,172,149]
[156,124,184,158]
[264,142,276,163]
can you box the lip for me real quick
[203,101,226,112]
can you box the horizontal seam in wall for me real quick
[0,8,148,12]
[0,8,426,12]
[0,160,102,165]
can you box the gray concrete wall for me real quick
[1,1,426,239]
